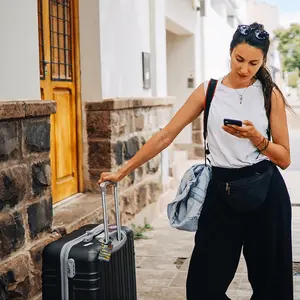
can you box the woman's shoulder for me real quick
[202,77,222,94]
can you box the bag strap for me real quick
[203,79,218,165]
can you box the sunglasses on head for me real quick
[237,24,269,40]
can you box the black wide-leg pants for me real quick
[186,161,293,300]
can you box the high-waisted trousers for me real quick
[186,161,293,300]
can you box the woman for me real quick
[99,23,293,299]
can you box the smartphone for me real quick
[223,118,243,127]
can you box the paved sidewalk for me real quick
[135,125,300,299]
[135,207,300,300]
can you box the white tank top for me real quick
[204,77,269,168]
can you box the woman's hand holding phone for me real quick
[222,119,263,144]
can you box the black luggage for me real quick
[42,181,137,300]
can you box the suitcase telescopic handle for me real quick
[99,181,122,243]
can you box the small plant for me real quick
[132,218,154,240]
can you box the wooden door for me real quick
[38,0,79,203]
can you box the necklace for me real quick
[228,74,252,104]
[234,88,249,104]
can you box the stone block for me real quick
[0,165,29,211]
[32,161,51,196]
[124,137,139,160]
[112,141,123,166]
[128,171,135,185]
[0,211,25,259]
[194,146,204,158]
[120,192,137,224]
[128,110,135,133]
[149,181,162,203]
[86,111,111,138]
[135,113,144,131]
[88,140,111,169]
[24,120,50,153]
[192,117,202,131]
[192,131,202,144]
[27,199,52,239]
[0,121,20,162]
[28,234,61,297]
[0,102,25,120]
[0,254,30,300]
[136,166,144,180]
[136,185,150,209]
[24,101,56,117]
[140,136,146,146]
[146,157,160,174]
[111,111,126,137]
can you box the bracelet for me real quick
[259,139,270,152]
[254,136,265,148]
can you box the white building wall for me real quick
[201,1,236,81]
[99,0,151,98]
[246,0,280,37]
[246,0,282,87]
[79,0,102,101]
[0,0,40,100]
[164,0,200,145]
[235,0,248,24]
[167,32,196,144]
[165,0,197,34]
[149,0,167,97]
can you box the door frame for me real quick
[72,0,84,194]
[40,0,84,199]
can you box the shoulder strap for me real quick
[203,79,218,141]
[203,79,218,165]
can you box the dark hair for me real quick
[230,22,292,119]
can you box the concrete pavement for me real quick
[135,111,300,299]
[135,206,300,300]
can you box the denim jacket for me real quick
[167,164,212,232]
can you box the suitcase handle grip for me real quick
[99,181,122,243]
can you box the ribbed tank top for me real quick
[204,77,269,168]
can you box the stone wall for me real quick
[0,98,174,300]
[174,115,205,159]
[0,101,60,300]
[86,98,174,224]
[192,116,205,158]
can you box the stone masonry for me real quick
[86,98,174,225]
[0,101,60,300]
[173,115,205,160]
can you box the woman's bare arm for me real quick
[250,88,291,169]
[99,83,206,183]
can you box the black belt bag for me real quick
[216,164,274,213]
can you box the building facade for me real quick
[0,0,271,298]
[246,0,283,88]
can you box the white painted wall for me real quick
[246,0,280,37]
[79,0,102,101]
[0,0,40,100]
[99,0,151,98]
[201,1,236,81]
[167,31,196,144]
[149,0,167,97]
[165,0,198,34]
[246,0,282,86]
[235,0,248,24]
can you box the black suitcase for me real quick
[42,181,137,300]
